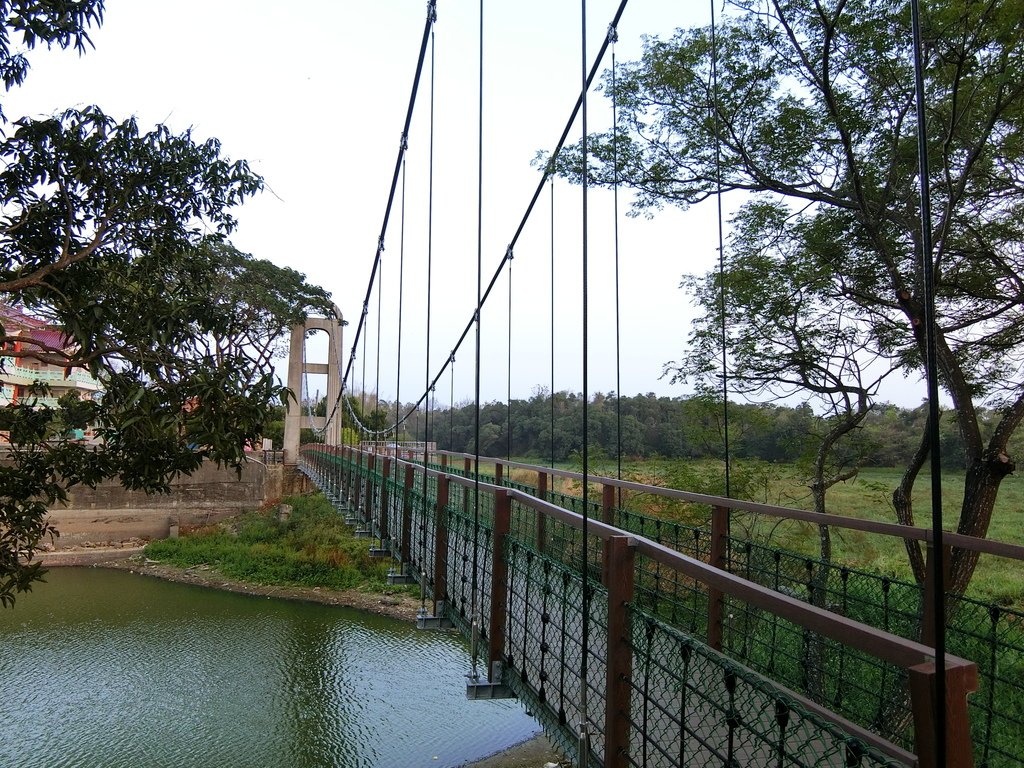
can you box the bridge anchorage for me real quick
[294,444,1019,768]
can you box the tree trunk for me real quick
[948,449,1015,595]
[892,411,930,585]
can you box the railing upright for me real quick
[402,463,414,566]
[707,505,729,651]
[380,457,392,544]
[488,489,511,680]
[352,451,362,512]
[921,543,952,646]
[910,658,978,768]
[433,474,450,617]
[598,483,614,585]
[364,453,376,524]
[537,471,548,553]
[603,534,635,768]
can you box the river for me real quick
[0,568,540,767]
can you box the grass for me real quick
[506,455,1023,607]
[144,494,413,595]
[736,465,1024,607]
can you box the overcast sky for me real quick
[5,0,926,410]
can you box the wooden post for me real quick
[379,457,392,542]
[536,472,548,553]
[329,444,337,499]
[601,485,617,586]
[707,505,729,651]
[602,483,616,526]
[401,464,414,565]
[488,489,511,679]
[342,446,350,501]
[441,453,448,471]
[352,451,363,513]
[364,453,376,524]
[603,535,636,768]
[921,543,953,646]
[909,658,978,768]
[495,461,504,487]
[433,475,450,616]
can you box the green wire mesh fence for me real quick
[300,447,987,768]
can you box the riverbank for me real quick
[42,550,567,768]
[85,549,426,622]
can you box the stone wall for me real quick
[45,460,285,548]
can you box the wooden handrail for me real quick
[417,448,1024,563]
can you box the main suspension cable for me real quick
[393,0,631,435]
[337,1,438,399]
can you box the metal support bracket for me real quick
[387,564,417,585]
[466,661,515,700]
[416,601,454,630]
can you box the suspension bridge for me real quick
[280,2,1024,766]
[295,445,1021,768]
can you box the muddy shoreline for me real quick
[41,549,567,767]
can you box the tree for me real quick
[554,0,1024,595]
[0,1,104,111]
[0,4,330,605]
[673,200,899,572]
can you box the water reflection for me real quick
[0,568,538,768]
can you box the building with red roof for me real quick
[0,304,102,441]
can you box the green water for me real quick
[0,568,538,767]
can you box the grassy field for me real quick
[501,456,1023,607]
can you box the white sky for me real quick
[4,0,926,409]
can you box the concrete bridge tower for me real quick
[283,306,345,465]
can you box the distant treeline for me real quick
[362,390,1017,470]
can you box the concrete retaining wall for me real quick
[45,460,286,548]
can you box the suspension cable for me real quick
[610,23,623,498]
[338,1,437,397]
[361,305,368,430]
[389,154,407,561]
[390,1,631,428]
[578,0,592,756]
[710,0,731,500]
[375,247,384,422]
[507,249,513,462]
[551,178,556,470]
[910,0,946,760]
[470,0,485,682]
[420,3,438,615]
[395,155,407,446]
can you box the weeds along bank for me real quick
[512,458,1023,608]
[144,494,408,595]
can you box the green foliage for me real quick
[0,1,104,101]
[550,0,1024,593]
[0,5,330,606]
[144,494,392,592]
[401,389,1022,471]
